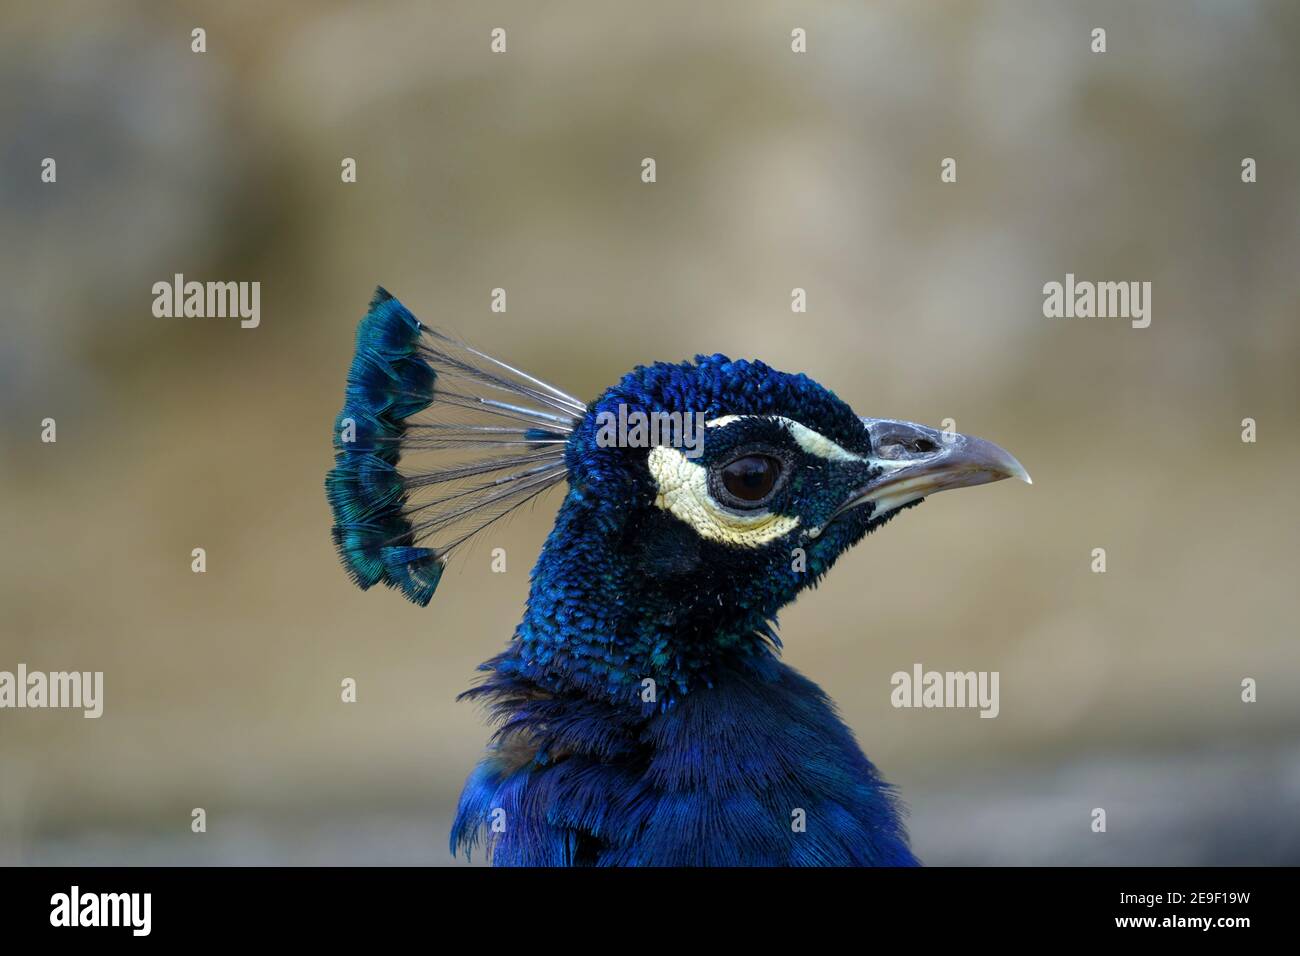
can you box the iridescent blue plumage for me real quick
[326,288,574,606]
[452,656,916,865]
[328,290,1029,866]
[326,288,443,604]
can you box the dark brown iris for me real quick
[720,455,780,502]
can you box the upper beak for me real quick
[847,417,1031,519]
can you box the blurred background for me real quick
[2,0,1298,865]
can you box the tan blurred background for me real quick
[2,0,1298,865]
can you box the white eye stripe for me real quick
[705,415,865,463]
[646,446,799,548]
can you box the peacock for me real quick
[326,288,1030,866]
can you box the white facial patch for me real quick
[645,446,800,547]
[645,415,908,547]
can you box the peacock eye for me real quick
[719,454,781,505]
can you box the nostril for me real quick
[876,435,938,458]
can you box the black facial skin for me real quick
[696,416,881,532]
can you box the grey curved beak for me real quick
[853,417,1031,516]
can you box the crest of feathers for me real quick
[326,288,584,606]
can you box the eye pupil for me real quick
[721,455,779,502]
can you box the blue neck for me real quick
[452,488,919,865]
[505,485,782,705]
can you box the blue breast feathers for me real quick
[451,656,919,866]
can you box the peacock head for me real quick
[556,355,1030,628]
[326,291,1029,694]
